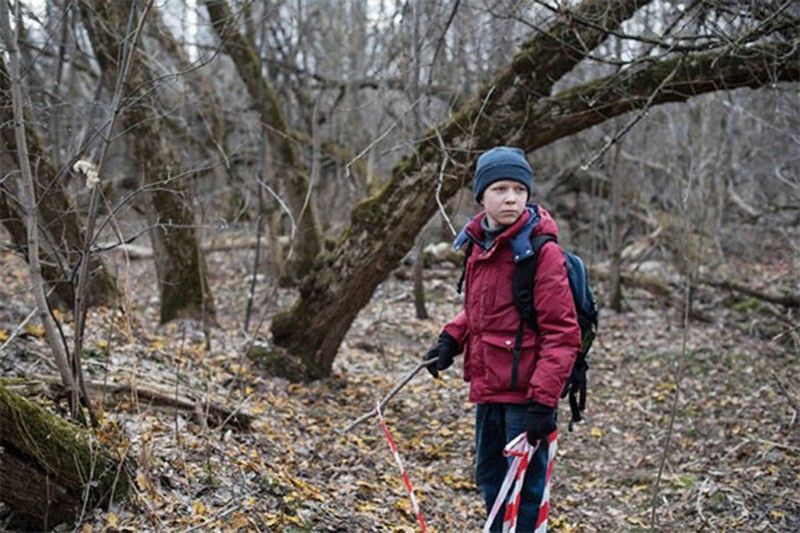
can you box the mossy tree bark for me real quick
[0,58,120,309]
[270,0,654,378]
[204,0,322,280]
[0,381,132,530]
[79,0,215,324]
[270,0,799,379]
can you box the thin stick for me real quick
[649,278,691,530]
[434,127,457,237]
[0,307,36,355]
[243,213,264,332]
[341,357,437,434]
[0,0,77,414]
[72,0,154,425]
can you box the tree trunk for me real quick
[0,381,132,530]
[609,174,624,311]
[79,0,215,324]
[269,0,657,379]
[413,238,429,319]
[0,184,77,307]
[148,4,248,222]
[204,0,321,280]
[0,58,120,309]
[608,38,625,311]
[609,146,625,311]
[270,0,799,379]
[410,0,428,321]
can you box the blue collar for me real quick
[452,205,541,263]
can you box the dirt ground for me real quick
[0,243,797,532]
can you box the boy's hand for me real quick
[423,332,460,378]
[525,402,556,444]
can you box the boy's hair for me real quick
[473,146,534,202]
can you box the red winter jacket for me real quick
[443,206,581,407]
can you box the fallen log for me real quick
[7,374,254,430]
[28,377,255,431]
[699,276,800,309]
[589,266,714,323]
[0,381,132,530]
[98,236,289,260]
[84,380,254,430]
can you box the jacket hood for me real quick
[453,204,560,263]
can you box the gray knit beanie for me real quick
[473,146,533,202]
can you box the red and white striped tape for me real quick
[483,430,558,533]
[534,431,557,533]
[376,402,428,532]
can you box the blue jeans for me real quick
[475,403,550,533]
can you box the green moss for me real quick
[0,381,131,508]
[0,376,29,386]
[81,348,104,361]
[350,191,389,227]
[323,236,338,252]
[731,297,762,313]
[246,344,313,382]
[447,91,481,125]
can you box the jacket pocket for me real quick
[482,333,537,392]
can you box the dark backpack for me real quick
[513,234,598,430]
[456,234,598,431]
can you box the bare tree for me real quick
[410,0,429,320]
[0,67,120,309]
[269,0,800,379]
[204,0,322,281]
[79,0,215,324]
[0,0,79,415]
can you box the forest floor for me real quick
[0,243,798,532]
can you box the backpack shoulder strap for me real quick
[512,234,556,330]
[509,233,556,389]
[456,241,474,295]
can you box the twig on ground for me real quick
[31,375,254,429]
[743,436,800,454]
[695,476,709,526]
[772,370,799,423]
[180,492,254,533]
[0,307,36,355]
[771,322,800,341]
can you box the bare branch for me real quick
[520,40,800,152]
[0,0,78,415]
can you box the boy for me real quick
[425,146,581,531]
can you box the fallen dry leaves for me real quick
[0,246,797,532]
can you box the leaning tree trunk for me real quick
[0,381,132,530]
[204,0,322,280]
[270,0,800,379]
[0,58,120,309]
[148,4,248,221]
[270,0,655,378]
[79,0,215,323]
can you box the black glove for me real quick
[561,355,588,400]
[423,332,460,378]
[525,402,556,445]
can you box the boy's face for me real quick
[481,179,528,228]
